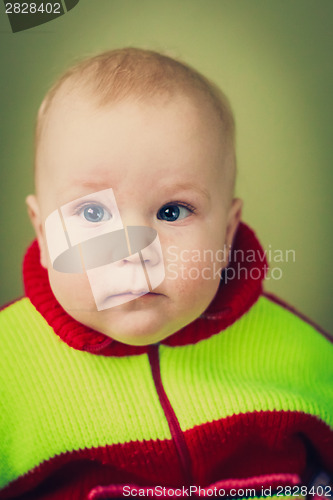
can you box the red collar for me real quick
[23,222,267,356]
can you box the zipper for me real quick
[148,343,194,485]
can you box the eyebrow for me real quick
[71,178,111,190]
[62,178,113,200]
[157,182,211,201]
[63,179,211,203]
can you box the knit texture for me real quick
[0,295,332,493]
[1,222,332,499]
[0,298,169,488]
[159,295,333,430]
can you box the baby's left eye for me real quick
[78,204,112,223]
[157,204,193,222]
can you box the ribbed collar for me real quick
[23,222,267,356]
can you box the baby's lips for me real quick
[86,258,150,307]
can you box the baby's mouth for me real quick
[102,290,163,303]
[110,291,161,299]
[93,278,165,310]
[111,291,145,298]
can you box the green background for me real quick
[0,0,332,333]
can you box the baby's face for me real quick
[29,92,241,345]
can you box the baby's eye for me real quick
[78,204,112,223]
[157,204,193,222]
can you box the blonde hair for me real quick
[35,48,236,188]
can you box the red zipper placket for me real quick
[148,343,194,486]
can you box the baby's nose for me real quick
[82,226,160,269]
[124,226,161,267]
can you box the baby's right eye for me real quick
[77,204,112,223]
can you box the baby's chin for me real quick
[66,294,180,346]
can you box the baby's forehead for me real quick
[50,79,219,118]
[36,83,234,204]
[42,83,227,158]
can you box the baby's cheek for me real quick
[165,257,222,309]
[48,268,96,313]
[165,250,223,282]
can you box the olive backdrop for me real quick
[0,0,332,333]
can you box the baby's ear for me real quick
[225,198,243,249]
[26,195,48,269]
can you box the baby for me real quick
[0,48,332,500]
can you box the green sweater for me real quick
[1,224,332,499]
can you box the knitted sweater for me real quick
[0,223,332,500]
